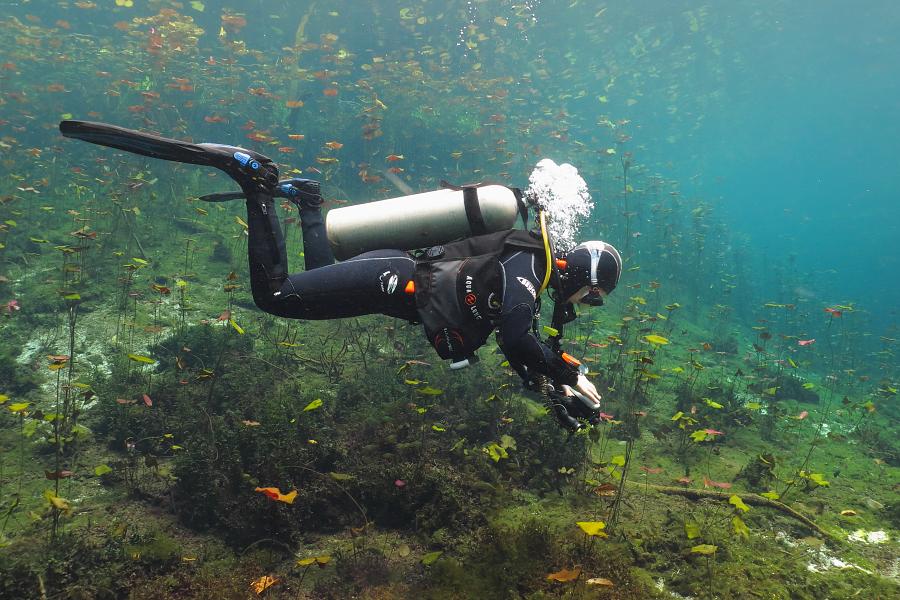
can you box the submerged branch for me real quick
[626,481,837,540]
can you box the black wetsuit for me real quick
[245,198,580,387]
[55,120,582,396]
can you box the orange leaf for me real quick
[250,575,278,595]
[255,486,298,504]
[546,567,581,583]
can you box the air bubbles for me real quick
[524,159,593,252]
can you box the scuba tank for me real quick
[326,184,521,260]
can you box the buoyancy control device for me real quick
[325,183,523,260]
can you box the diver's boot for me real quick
[280,179,334,270]
[277,178,323,210]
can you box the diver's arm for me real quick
[497,303,580,388]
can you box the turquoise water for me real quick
[0,1,897,598]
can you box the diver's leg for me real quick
[254,250,417,320]
[277,178,335,270]
[245,190,290,311]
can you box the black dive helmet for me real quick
[557,241,622,305]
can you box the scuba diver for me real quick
[59,121,622,431]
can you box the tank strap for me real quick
[440,179,530,229]
[462,185,488,235]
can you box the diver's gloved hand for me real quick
[276,178,322,209]
[562,374,602,407]
[546,375,604,431]
[197,143,278,195]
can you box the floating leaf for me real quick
[704,398,723,409]
[840,509,858,517]
[610,455,626,467]
[303,398,323,412]
[586,577,614,586]
[416,386,443,396]
[761,490,780,500]
[189,1,205,11]
[297,555,331,567]
[691,544,718,555]
[250,575,278,595]
[671,411,684,421]
[729,495,750,513]
[644,334,669,345]
[485,443,508,462]
[732,515,750,539]
[546,567,581,582]
[127,353,155,364]
[684,520,701,539]
[576,521,607,537]
[0,394,7,404]
[745,402,762,410]
[94,464,113,476]
[806,472,829,487]
[230,318,244,334]
[254,487,298,504]
[431,424,446,432]
[7,402,29,413]
[44,490,71,512]
[421,550,443,565]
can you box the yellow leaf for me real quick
[576,521,607,536]
[250,575,278,595]
[644,334,669,345]
[0,394,8,404]
[235,215,248,229]
[416,386,443,396]
[190,0,205,11]
[732,515,750,539]
[127,353,155,364]
[494,16,508,26]
[586,577,614,586]
[43,490,71,512]
[729,494,750,513]
[546,567,581,582]
[303,399,323,412]
[230,318,244,334]
[691,544,718,555]
[8,402,30,413]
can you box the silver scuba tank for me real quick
[325,185,520,260]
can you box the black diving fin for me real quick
[59,120,222,167]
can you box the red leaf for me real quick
[703,477,732,489]
[142,393,152,407]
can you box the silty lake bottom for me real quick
[0,1,897,598]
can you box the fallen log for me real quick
[626,481,837,541]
